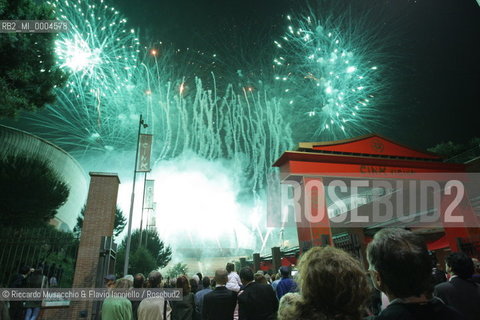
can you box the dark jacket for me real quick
[1,300,10,320]
[434,276,480,320]
[9,274,27,289]
[171,292,195,320]
[202,286,236,320]
[8,273,27,320]
[238,282,278,320]
[471,274,480,284]
[24,273,47,309]
[376,298,466,320]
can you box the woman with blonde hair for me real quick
[278,246,370,320]
[101,278,133,320]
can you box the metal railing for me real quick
[0,227,78,287]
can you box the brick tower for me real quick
[70,172,120,319]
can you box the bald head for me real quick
[214,269,228,285]
[148,271,163,288]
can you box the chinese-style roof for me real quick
[273,134,466,173]
[297,134,441,160]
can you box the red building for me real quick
[272,134,480,267]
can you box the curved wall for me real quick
[0,125,88,230]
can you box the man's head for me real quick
[115,278,132,289]
[472,258,480,275]
[189,278,198,292]
[177,275,191,295]
[148,271,163,288]
[446,252,474,279]
[366,228,431,299]
[104,274,116,288]
[19,265,30,275]
[202,276,211,289]
[239,267,254,284]
[134,273,145,288]
[279,266,291,278]
[226,263,235,273]
[192,274,200,285]
[214,269,229,285]
[254,272,267,284]
[123,274,134,282]
[196,272,203,281]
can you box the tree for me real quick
[0,155,70,227]
[115,229,172,276]
[428,137,480,160]
[73,206,127,238]
[427,141,465,159]
[0,0,66,118]
[165,263,188,280]
[128,247,157,276]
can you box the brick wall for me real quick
[68,172,120,319]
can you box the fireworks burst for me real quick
[49,0,140,88]
[2,0,398,255]
[20,0,143,153]
[139,56,294,193]
[274,7,388,140]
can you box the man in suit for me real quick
[237,267,278,320]
[195,276,212,316]
[434,252,480,320]
[131,273,145,320]
[202,269,237,320]
[367,228,465,320]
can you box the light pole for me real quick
[138,172,147,248]
[123,114,148,276]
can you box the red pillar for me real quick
[296,177,332,254]
[441,186,480,252]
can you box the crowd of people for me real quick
[2,228,480,320]
[101,262,283,320]
[4,265,50,320]
[100,229,480,320]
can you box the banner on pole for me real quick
[144,180,155,209]
[137,134,153,172]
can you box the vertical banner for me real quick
[143,180,155,209]
[137,134,153,172]
[147,203,157,230]
[148,214,157,230]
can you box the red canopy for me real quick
[427,235,449,251]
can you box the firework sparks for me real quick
[274,6,388,139]
[20,0,143,153]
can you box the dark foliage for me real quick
[0,155,70,227]
[0,0,66,118]
[115,229,172,276]
[73,206,127,238]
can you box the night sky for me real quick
[115,0,479,150]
